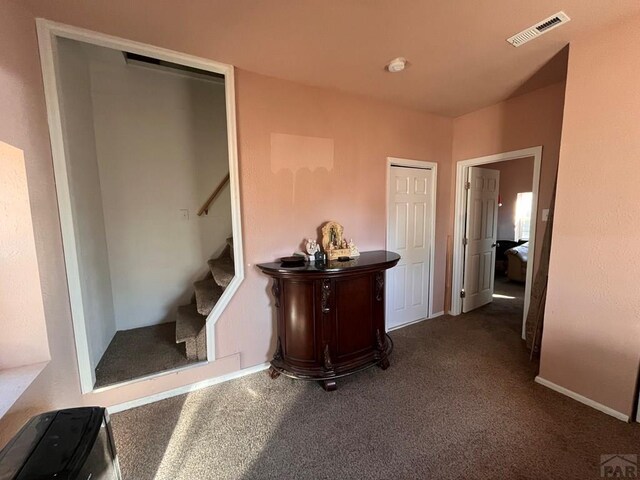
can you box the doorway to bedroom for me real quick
[451,147,542,338]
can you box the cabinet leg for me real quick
[268,366,281,379]
[320,379,337,391]
[378,357,390,370]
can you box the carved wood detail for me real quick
[273,336,283,362]
[375,272,384,301]
[321,279,331,313]
[375,329,386,352]
[271,278,281,308]
[323,344,334,372]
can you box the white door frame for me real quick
[385,157,438,328]
[36,19,244,393]
[450,147,542,339]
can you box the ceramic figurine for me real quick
[349,239,360,257]
[305,239,320,261]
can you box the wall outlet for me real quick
[180,209,189,221]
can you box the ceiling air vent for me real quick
[506,11,570,47]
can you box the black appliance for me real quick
[0,407,121,480]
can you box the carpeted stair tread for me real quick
[175,304,206,343]
[207,253,235,288]
[193,278,224,316]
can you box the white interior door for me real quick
[462,166,499,313]
[386,165,433,330]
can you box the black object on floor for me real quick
[0,407,121,479]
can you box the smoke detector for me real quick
[386,57,407,73]
[506,11,570,47]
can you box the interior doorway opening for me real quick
[451,147,542,338]
[38,21,244,392]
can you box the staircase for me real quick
[175,238,234,361]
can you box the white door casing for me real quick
[462,167,499,313]
[386,164,434,330]
[450,147,542,339]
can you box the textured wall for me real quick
[539,15,640,418]
[56,39,116,371]
[0,142,49,370]
[489,157,535,241]
[213,70,453,368]
[452,82,566,280]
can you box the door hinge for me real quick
[464,181,471,190]
[462,237,468,246]
[460,290,466,299]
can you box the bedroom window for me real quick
[515,192,533,241]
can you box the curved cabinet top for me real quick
[257,250,400,278]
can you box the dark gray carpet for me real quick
[110,286,639,479]
[95,322,199,388]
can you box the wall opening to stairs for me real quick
[42,28,243,392]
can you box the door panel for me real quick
[386,165,434,329]
[411,262,425,305]
[395,203,408,249]
[283,280,316,363]
[334,275,373,358]
[462,166,499,313]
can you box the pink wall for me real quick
[452,82,566,279]
[539,15,640,418]
[0,3,452,444]
[0,141,50,370]
[216,71,452,366]
[488,157,535,241]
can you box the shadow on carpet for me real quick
[111,294,639,480]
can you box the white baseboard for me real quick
[430,311,445,319]
[107,362,269,414]
[535,376,630,422]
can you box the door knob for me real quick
[491,243,497,248]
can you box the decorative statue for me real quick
[321,221,360,260]
[305,239,320,261]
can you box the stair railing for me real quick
[197,173,230,216]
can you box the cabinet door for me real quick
[282,279,317,365]
[332,274,375,361]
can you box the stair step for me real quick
[208,253,234,288]
[176,304,206,343]
[175,304,207,361]
[193,278,224,316]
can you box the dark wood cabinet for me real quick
[257,250,400,390]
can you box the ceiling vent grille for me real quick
[506,11,570,47]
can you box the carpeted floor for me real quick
[110,288,639,479]
[95,322,200,388]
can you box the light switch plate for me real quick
[542,209,549,222]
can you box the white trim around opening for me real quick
[385,157,438,329]
[36,19,244,394]
[450,146,542,339]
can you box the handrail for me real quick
[197,173,230,216]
